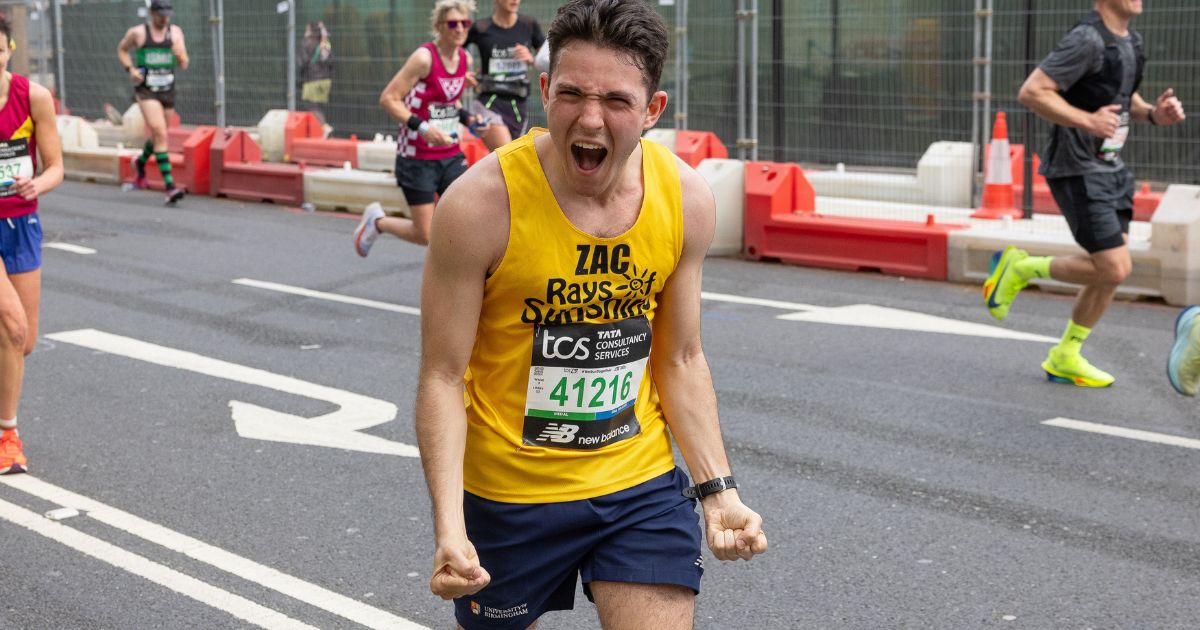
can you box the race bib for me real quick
[0,138,33,198]
[1099,111,1130,162]
[428,104,459,138]
[523,317,651,450]
[144,69,174,91]
[489,58,527,75]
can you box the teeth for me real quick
[574,142,603,150]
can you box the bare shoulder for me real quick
[434,153,510,272]
[172,25,186,39]
[26,80,52,105]
[121,24,143,45]
[673,157,716,240]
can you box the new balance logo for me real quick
[535,423,579,444]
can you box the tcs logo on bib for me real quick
[540,332,591,361]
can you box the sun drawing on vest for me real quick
[616,266,657,297]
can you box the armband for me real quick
[406,115,423,132]
[458,108,471,125]
[1148,107,1159,126]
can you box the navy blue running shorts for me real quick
[395,153,469,206]
[1047,170,1134,254]
[0,213,42,274]
[454,467,704,630]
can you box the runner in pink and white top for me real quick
[399,41,469,161]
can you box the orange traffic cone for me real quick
[972,112,1022,219]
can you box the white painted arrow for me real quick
[777,304,1058,343]
[45,329,418,457]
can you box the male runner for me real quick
[415,2,767,628]
[466,0,545,150]
[1168,305,1200,397]
[117,0,188,204]
[987,0,1185,387]
[0,17,65,473]
[353,0,474,255]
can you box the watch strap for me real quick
[682,475,737,500]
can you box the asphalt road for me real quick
[1,181,1197,629]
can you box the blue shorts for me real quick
[0,213,42,274]
[454,467,704,630]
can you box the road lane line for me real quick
[45,242,97,255]
[1,475,430,630]
[0,496,316,630]
[233,279,421,316]
[700,291,818,312]
[1043,417,1200,450]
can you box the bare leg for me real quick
[591,581,695,630]
[1048,244,1131,328]
[137,98,170,153]
[481,123,512,152]
[376,202,435,247]
[0,267,39,420]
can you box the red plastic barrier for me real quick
[674,130,729,168]
[461,135,489,166]
[210,129,305,205]
[743,161,964,280]
[119,126,216,194]
[283,111,324,162]
[291,134,359,168]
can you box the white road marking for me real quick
[0,495,316,630]
[233,278,421,316]
[778,304,1058,343]
[1043,417,1200,450]
[701,291,817,312]
[45,242,97,255]
[231,280,1048,343]
[1,475,431,630]
[45,329,418,458]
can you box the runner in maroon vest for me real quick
[0,16,64,474]
[353,0,476,256]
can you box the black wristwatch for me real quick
[682,475,737,500]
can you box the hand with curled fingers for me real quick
[1086,103,1122,139]
[701,491,768,562]
[11,176,43,201]
[1153,88,1186,126]
[429,538,491,600]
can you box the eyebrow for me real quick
[555,83,638,102]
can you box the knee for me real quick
[0,312,28,355]
[1098,262,1131,285]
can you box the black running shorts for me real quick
[1047,169,1134,254]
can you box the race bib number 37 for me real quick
[523,317,651,450]
[0,138,33,197]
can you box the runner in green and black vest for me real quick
[466,0,545,151]
[117,0,189,204]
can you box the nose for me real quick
[578,97,604,131]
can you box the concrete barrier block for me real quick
[643,129,676,150]
[303,166,411,217]
[916,141,973,207]
[357,139,395,173]
[256,109,289,162]
[697,159,744,257]
[63,147,138,184]
[55,115,98,151]
[1150,185,1200,305]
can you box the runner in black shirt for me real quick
[466,0,545,150]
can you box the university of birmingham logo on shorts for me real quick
[470,601,481,615]
[439,77,465,101]
[535,423,579,444]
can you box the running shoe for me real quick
[354,202,385,258]
[165,186,186,205]
[982,246,1029,321]
[131,155,148,190]
[1042,347,1115,388]
[0,429,27,475]
[1167,305,1200,396]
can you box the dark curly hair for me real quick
[546,0,669,97]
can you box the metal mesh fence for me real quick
[41,0,1200,186]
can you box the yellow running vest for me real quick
[462,131,683,503]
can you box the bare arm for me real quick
[116,27,143,84]
[1018,67,1120,139]
[416,155,507,599]
[19,83,63,201]
[1133,88,1186,127]
[379,48,431,124]
[172,26,189,70]
[650,161,767,562]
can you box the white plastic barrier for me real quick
[63,145,138,184]
[55,115,98,151]
[257,109,289,163]
[643,128,677,151]
[357,136,396,173]
[804,141,973,208]
[697,159,744,257]
[1149,185,1200,305]
[302,165,410,217]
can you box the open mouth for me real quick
[571,142,608,172]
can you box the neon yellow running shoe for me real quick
[1042,347,1115,388]
[982,246,1029,321]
